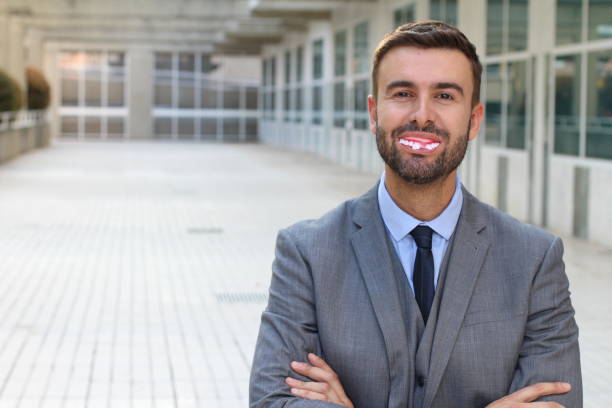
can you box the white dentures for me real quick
[399,139,440,151]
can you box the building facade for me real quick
[255,0,612,246]
[1,0,611,246]
[0,0,263,142]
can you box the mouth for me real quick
[397,132,441,154]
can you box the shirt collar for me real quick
[377,172,463,242]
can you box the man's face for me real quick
[368,46,483,185]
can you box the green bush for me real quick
[0,68,23,113]
[26,66,50,110]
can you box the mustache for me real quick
[391,122,449,139]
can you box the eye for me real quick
[437,92,454,101]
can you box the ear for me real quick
[368,95,377,134]
[468,103,484,141]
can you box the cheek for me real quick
[377,104,408,128]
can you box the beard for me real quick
[375,120,471,185]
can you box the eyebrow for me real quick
[385,80,465,96]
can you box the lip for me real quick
[398,131,441,143]
[397,132,442,154]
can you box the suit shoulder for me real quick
[282,196,358,241]
[476,197,558,251]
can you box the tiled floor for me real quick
[0,141,608,407]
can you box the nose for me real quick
[409,95,435,129]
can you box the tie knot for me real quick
[410,225,433,249]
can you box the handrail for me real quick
[0,110,47,132]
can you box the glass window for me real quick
[84,116,101,138]
[334,82,346,128]
[431,0,457,26]
[285,51,292,85]
[155,82,172,108]
[353,79,369,130]
[246,118,258,139]
[487,0,528,55]
[296,46,304,83]
[589,0,612,41]
[508,0,528,52]
[353,22,369,74]
[487,0,504,55]
[312,85,323,125]
[179,78,195,109]
[554,55,581,155]
[284,89,291,122]
[223,84,240,109]
[179,53,195,72]
[84,52,102,107]
[201,118,217,136]
[485,64,503,145]
[107,117,125,138]
[154,117,172,138]
[107,80,124,107]
[178,117,195,139]
[262,59,268,87]
[295,87,303,123]
[201,80,218,109]
[507,60,527,149]
[556,0,583,45]
[586,50,612,159]
[446,0,458,26]
[61,74,79,106]
[223,118,240,137]
[394,5,415,27]
[246,87,258,110]
[61,116,78,136]
[313,39,324,80]
[431,0,443,21]
[270,57,276,86]
[155,52,172,71]
[334,31,347,77]
[201,54,215,73]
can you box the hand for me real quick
[285,353,354,408]
[486,382,572,407]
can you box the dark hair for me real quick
[372,20,483,106]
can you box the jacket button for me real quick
[417,376,426,387]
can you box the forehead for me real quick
[377,46,473,89]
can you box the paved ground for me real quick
[0,141,609,407]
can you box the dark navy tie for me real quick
[410,226,435,324]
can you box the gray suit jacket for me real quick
[250,184,582,408]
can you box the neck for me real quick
[384,167,458,221]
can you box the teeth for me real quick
[399,140,440,151]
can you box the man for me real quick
[250,21,582,408]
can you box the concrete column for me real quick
[529,0,556,226]
[415,0,430,21]
[457,0,486,194]
[128,47,153,139]
[0,14,9,69]
[8,17,26,89]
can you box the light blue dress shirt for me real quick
[377,173,463,293]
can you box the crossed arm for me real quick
[287,353,572,408]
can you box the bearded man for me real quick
[250,21,582,408]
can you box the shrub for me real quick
[0,69,23,113]
[26,66,50,110]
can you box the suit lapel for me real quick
[350,184,412,404]
[423,188,490,408]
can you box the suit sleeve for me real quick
[509,237,583,407]
[249,228,344,408]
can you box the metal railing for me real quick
[0,110,47,132]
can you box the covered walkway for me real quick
[0,142,609,407]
